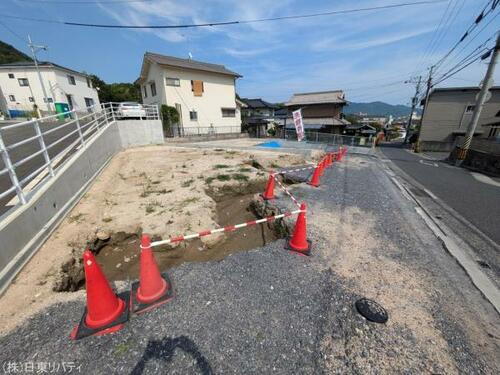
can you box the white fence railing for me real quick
[0,103,159,212]
[283,129,375,148]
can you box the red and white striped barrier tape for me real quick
[277,165,316,175]
[272,174,301,208]
[149,208,304,248]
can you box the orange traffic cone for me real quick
[131,234,173,314]
[262,173,276,200]
[308,164,321,187]
[286,203,311,255]
[70,250,129,340]
[320,159,326,176]
[327,153,333,167]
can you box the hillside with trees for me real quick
[0,40,32,64]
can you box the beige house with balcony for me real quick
[419,86,500,151]
[136,53,242,134]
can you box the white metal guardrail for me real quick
[0,103,159,211]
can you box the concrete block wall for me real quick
[0,119,164,294]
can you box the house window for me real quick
[29,97,34,102]
[191,80,204,96]
[86,77,92,88]
[67,75,76,85]
[84,97,94,107]
[189,110,198,121]
[8,73,14,79]
[18,78,29,87]
[221,108,236,118]
[166,77,180,87]
[150,81,157,96]
[465,105,475,113]
[8,95,15,102]
[143,85,148,98]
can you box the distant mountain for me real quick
[344,101,421,117]
[0,40,32,65]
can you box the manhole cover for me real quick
[355,298,388,323]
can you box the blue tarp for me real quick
[257,141,282,148]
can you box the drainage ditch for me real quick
[54,178,296,291]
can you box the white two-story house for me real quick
[136,52,242,133]
[0,61,100,117]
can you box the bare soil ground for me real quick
[0,145,318,335]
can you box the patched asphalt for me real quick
[1,151,499,374]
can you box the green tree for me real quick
[160,105,179,132]
[89,74,141,103]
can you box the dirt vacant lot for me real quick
[0,145,320,335]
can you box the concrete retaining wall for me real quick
[0,119,164,294]
[118,120,165,147]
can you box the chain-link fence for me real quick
[282,129,375,148]
[165,126,243,138]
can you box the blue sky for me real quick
[1,0,498,105]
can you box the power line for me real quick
[433,0,497,70]
[433,9,499,76]
[0,1,449,29]
[15,0,152,3]
[412,0,455,71]
[433,45,493,86]
[0,19,27,42]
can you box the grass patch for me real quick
[216,174,231,181]
[213,164,230,169]
[205,177,215,184]
[102,217,113,223]
[145,200,163,214]
[181,179,195,188]
[226,150,238,155]
[270,162,280,168]
[238,167,252,173]
[68,213,85,223]
[232,173,249,182]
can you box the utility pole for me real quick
[456,33,500,164]
[421,65,434,121]
[27,35,51,113]
[414,66,435,151]
[404,75,422,144]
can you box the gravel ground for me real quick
[1,151,499,374]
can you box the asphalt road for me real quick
[380,143,500,245]
[0,117,98,216]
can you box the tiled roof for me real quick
[0,61,87,76]
[286,90,346,106]
[145,52,241,77]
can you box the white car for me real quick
[115,102,146,119]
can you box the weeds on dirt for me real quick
[213,164,230,169]
[182,179,195,188]
[270,162,280,168]
[214,148,224,152]
[238,167,252,173]
[216,174,231,181]
[232,173,249,182]
[145,200,162,214]
[205,177,215,184]
[102,217,113,223]
[68,213,85,223]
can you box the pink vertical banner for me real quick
[292,109,305,141]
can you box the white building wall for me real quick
[0,66,100,115]
[142,64,240,131]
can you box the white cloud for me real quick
[312,27,435,51]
